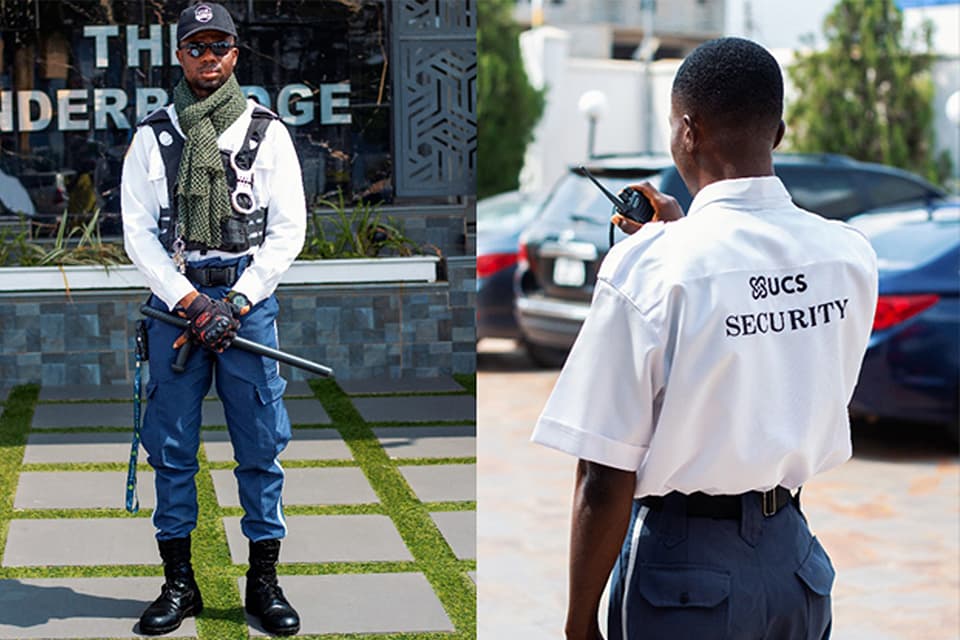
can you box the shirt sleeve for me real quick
[531,279,664,471]
[232,120,307,305]
[120,124,195,311]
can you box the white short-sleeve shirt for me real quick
[121,100,307,310]
[531,176,879,496]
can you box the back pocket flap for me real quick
[255,377,287,406]
[796,537,835,596]
[636,565,731,608]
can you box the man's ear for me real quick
[175,46,184,66]
[681,114,698,152]
[773,120,786,150]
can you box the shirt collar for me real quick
[686,176,792,217]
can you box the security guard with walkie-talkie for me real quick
[121,3,304,636]
[532,38,879,639]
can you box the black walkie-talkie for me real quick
[579,165,655,224]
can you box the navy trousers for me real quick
[142,256,291,542]
[607,493,834,640]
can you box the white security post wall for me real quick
[520,25,679,193]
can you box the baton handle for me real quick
[172,341,192,373]
[140,305,334,378]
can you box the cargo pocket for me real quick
[795,537,834,636]
[255,376,287,406]
[254,376,290,457]
[626,565,731,639]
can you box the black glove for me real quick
[181,293,240,352]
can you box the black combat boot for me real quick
[138,536,203,635]
[246,539,300,636]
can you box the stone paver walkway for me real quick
[0,377,475,639]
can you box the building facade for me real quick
[0,0,478,385]
[513,0,725,59]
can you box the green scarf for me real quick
[173,74,247,247]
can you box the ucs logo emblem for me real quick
[750,274,807,299]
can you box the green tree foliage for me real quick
[786,0,951,184]
[478,0,545,198]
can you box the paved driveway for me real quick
[477,339,960,640]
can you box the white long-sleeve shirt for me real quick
[121,99,306,310]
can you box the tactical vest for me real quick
[138,104,277,253]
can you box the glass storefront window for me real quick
[0,0,392,234]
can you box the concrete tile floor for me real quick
[2,377,475,639]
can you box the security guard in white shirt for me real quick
[121,3,304,636]
[532,38,879,640]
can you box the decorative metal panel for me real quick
[395,0,476,35]
[391,0,477,197]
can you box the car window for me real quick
[868,222,959,272]
[858,171,935,209]
[776,166,864,220]
[538,171,664,225]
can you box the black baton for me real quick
[140,305,334,378]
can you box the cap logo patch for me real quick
[195,5,213,23]
[158,131,174,147]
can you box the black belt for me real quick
[639,487,795,519]
[185,264,239,287]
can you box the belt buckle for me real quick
[761,489,777,517]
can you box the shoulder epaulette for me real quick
[138,107,172,127]
[251,104,280,120]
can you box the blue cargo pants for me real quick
[142,256,291,543]
[607,493,834,640]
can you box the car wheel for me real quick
[522,340,568,368]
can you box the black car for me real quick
[514,153,946,366]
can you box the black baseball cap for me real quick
[177,3,237,43]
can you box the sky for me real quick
[725,0,960,55]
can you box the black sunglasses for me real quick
[180,40,236,58]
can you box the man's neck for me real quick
[688,156,775,196]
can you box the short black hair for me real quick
[672,37,783,131]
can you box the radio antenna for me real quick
[579,166,629,214]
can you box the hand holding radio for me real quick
[612,182,683,235]
[579,166,684,245]
[579,166,655,225]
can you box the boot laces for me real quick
[254,573,286,603]
[159,577,192,599]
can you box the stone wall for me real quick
[0,260,476,386]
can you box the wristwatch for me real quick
[226,290,251,311]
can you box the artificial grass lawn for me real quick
[0,378,476,640]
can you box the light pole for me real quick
[638,0,657,153]
[578,90,608,159]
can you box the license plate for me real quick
[553,257,586,287]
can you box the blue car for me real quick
[847,200,959,438]
[477,190,547,340]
